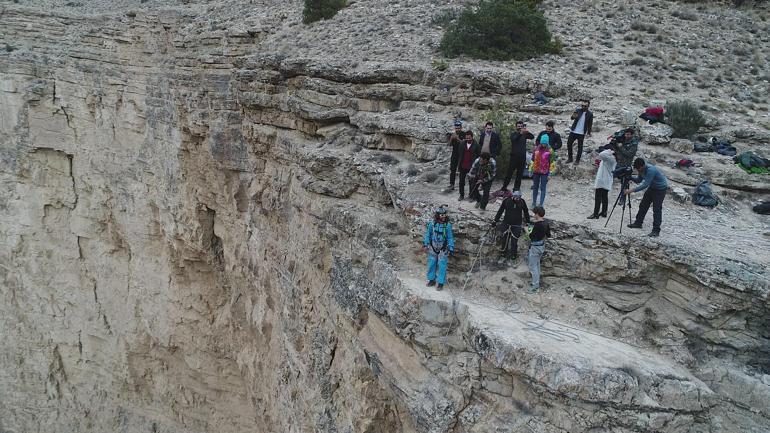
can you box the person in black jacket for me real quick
[527,206,551,292]
[566,99,593,164]
[535,120,562,152]
[445,120,464,192]
[502,121,534,191]
[492,190,530,260]
[479,121,502,158]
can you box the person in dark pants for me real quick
[502,121,534,191]
[469,152,496,211]
[587,148,616,219]
[625,158,669,237]
[566,99,593,164]
[479,121,502,158]
[527,206,551,293]
[492,190,530,261]
[446,120,464,192]
[455,130,479,201]
[535,120,563,152]
[608,127,639,169]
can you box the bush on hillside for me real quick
[303,0,346,24]
[666,101,706,138]
[439,0,561,61]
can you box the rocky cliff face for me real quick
[1,1,769,433]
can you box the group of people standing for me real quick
[423,99,672,293]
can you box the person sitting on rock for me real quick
[423,207,455,290]
[530,135,553,208]
[492,190,530,261]
[639,105,664,124]
[527,206,551,293]
[535,120,563,152]
[455,130,479,201]
[587,147,617,219]
[469,152,496,211]
[608,127,638,169]
[445,120,464,192]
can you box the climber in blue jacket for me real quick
[423,207,455,290]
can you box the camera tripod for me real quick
[604,177,633,234]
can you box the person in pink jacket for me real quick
[530,135,552,208]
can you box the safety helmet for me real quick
[434,206,449,222]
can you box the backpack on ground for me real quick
[692,181,718,207]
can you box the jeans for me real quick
[531,173,549,207]
[503,156,526,191]
[567,132,585,162]
[472,181,492,209]
[634,188,666,231]
[499,224,522,258]
[458,169,470,197]
[426,249,449,284]
[528,243,545,289]
[593,188,609,215]
[449,155,459,187]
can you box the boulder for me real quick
[670,138,694,154]
[639,122,674,145]
[671,186,690,204]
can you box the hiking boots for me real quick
[648,230,660,238]
[474,202,480,208]
[599,212,607,218]
[443,185,455,193]
[587,213,599,219]
[565,158,573,163]
[627,223,643,229]
[437,283,444,291]
[458,195,464,201]
[427,280,436,287]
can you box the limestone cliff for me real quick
[1,2,769,433]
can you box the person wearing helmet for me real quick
[492,190,530,261]
[422,207,455,290]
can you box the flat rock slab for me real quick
[399,276,716,413]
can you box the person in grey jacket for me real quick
[625,158,669,237]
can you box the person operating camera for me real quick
[624,158,669,238]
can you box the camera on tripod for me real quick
[612,166,633,179]
[604,166,635,233]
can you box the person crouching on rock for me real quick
[469,152,496,211]
[492,190,530,262]
[530,135,553,208]
[527,206,550,293]
[588,147,617,219]
[423,207,455,290]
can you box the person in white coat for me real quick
[587,148,617,219]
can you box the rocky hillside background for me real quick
[1,1,769,433]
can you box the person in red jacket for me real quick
[456,131,480,201]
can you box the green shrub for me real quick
[666,101,706,138]
[303,0,346,24]
[431,59,449,71]
[439,0,561,61]
[483,103,519,179]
